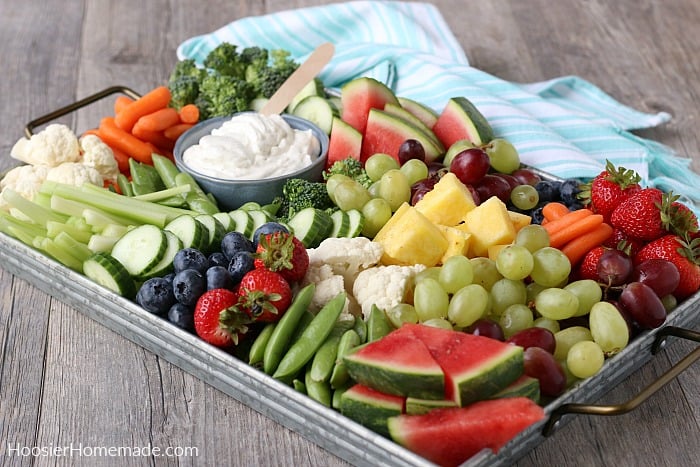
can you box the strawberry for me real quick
[254,231,309,283]
[194,288,252,348]
[610,188,674,241]
[580,160,641,223]
[576,245,606,281]
[237,268,292,322]
[635,234,700,300]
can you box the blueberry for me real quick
[206,265,233,290]
[221,231,255,260]
[535,180,562,203]
[172,269,207,306]
[530,205,546,225]
[253,221,290,246]
[173,248,209,274]
[228,251,255,284]
[559,179,582,206]
[167,303,195,332]
[136,277,176,315]
[162,272,176,284]
[208,251,229,268]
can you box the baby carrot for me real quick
[542,202,571,222]
[81,128,100,138]
[98,116,153,165]
[548,213,604,249]
[109,145,131,173]
[178,104,200,124]
[542,208,593,237]
[131,124,175,152]
[164,123,194,140]
[560,223,614,265]
[114,85,171,132]
[113,95,134,115]
[134,107,181,132]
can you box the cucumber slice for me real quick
[212,212,234,232]
[287,77,325,113]
[291,95,336,135]
[330,210,350,238]
[110,224,167,277]
[164,214,207,250]
[247,209,273,240]
[344,209,364,238]
[139,230,183,280]
[229,209,254,238]
[288,207,333,248]
[195,214,226,252]
[83,252,137,298]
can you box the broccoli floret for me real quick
[167,59,207,110]
[254,49,299,98]
[202,42,248,78]
[198,74,257,118]
[323,158,373,189]
[275,178,337,221]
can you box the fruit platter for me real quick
[1,42,699,467]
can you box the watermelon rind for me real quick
[489,374,541,403]
[327,116,363,169]
[382,102,444,151]
[432,96,495,148]
[404,397,457,415]
[339,384,405,437]
[397,96,439,129]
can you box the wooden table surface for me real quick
[1,1,698,466]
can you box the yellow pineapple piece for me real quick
[414,172,476,226]
[374,203,448,266]
[436,224,472,264]
[508,211,532,232]
[461,196,517,257]
[487,244,510,261]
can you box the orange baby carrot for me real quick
[109,146,131,174]
[114,95,134,115]
[548,214,604,249]
[542,208,593,236]
[98,117,153,165]
[81,128,100,138]
[560,223,614,265]
[164,123,194,140]
[114,86,171,132]
[134,107,181,132]
[178,104,200,124]
[131,124,175,152]
[542,202,571,223]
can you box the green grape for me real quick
[385,303,419,328]
[399,159,429,186]
[368,180,382,198]
[470,257,503,291]
[533,316,561,334]
[422,318,454,330]
[333,179,372,211]
[484,138,521,174]
[553,326,593,361]
[530,247,571,287]
[489,278,527,317]
[443,139,475,168]
[567,340,604,379]
[414,278,449,322]
[564,279,603,317]
[365,153,400,181]
[325,173,353,202]
[499,303,534,338]
[447,284,490,328]
[379,169,411,211]
[589,301,629,355]
[439,255,474,294]
[515,224,550,253]
[361,197,392,238]
[415,266,442,284]
[559,359,581,388]
[661,294,677,312]
[534,287,579,320]
[510,185,540,210]
[526,282,548,304]
[495,244,534,281]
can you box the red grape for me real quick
[523,346,567,397]
[449,148,490,185]
[619,282,667,329]
[596,249,633,286]
[493,173,520,190]
[506,327,556,354]
[511,168,542,186]
[630,259,680,297]
[398,139,426,164]
[466,318,505,341]
[427,162,448,178]
[474,174,512,202]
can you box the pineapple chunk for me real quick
[374,203,448,266]
[508,211,532,232]
[487,244,510,261]
[436,224,472,264]
[461,196,517,257]
[414,172,476,226]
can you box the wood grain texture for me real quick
[0,1,698,466]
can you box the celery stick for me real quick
[34,192,52,209]
[87,234,120,253]
[2,188,69,227]
[0,210,48,239]
[51,195,93,218]
[38,237,84,272]
[82,208,132,231]
[101,223,129,238]
[46,220,93,243]
[53,231,93,263]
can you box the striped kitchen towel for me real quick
[177,0,700,210]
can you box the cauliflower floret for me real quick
[306,237,384,289]
[352,264,427,320]
[46,162,103,186]
[11,124,81,167]
[0,165,49,211]
[79,134,119,183]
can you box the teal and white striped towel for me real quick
[177,1,700,210]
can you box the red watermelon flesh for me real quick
[326,116,363,169]
[403,323,524,406]
[432,96,495,148]
[388,397,545,467]
[340,77,399,134]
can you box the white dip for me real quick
[182,113,320,180]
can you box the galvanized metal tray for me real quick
[1,87,699,466]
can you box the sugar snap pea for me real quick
[353,316,368,344]
[272,292,347,383]
[367,304,394,342]
[305,363,332,407]
[175,172,219,215]
[262,283,316,375]
[331,385,350,410]
[329,329,361,389]
[292,378,306,394]
[248,322,276,367]
[309,314,356,383]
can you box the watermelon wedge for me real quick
[397,96,439,129]
[432,96,495,148]
[339,384,405,437]
[340,77,399,134]
[326,116,362,169]
[387,397,545,467]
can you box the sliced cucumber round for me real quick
[229,209,254,238]
[330,210,350,238]
[344,209,365,238]
[247,209,273,240]
[212,212,235,232]
[288,207,333,248]
[164,214,207,250]
[292,95,336,135]
[110,224,167,278]
[195,214,226,252]
[83,252,137,298]
[138,230,183,280]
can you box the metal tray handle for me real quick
[542,326,700,436]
